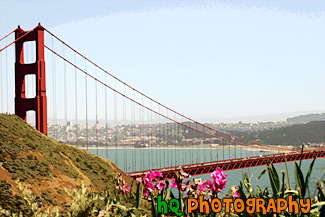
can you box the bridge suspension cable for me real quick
[0,25,298,174]
[42,28,291,153]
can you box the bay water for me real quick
[87,148,325,196]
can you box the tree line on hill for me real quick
[286,113,325,123]
[228,121,325,146]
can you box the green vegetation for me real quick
[236,146,324,217]
[231,121,325,146]
[1,114,324,216]
[287,113,325,123]
[0,176,148,217]
[0,114,134,213]
[1,154,324,216]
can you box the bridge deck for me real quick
[127,149,325,180]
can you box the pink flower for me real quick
[123,185,130,194]
[147,170,163,182]
[157,181,166,190]
[143,188,149,199]
[199,179,213,191]
[211,168,227,180]
[170,180,178,189]
[198,184,205,191]
[153,170,163,178]
[204,179,213,190]
[144,173,154,184]
[143,171,160,199]
[210,168,227,193]
[147,182,155,192]
[199,179,212,191]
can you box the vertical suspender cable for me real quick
[155,104,158,168]
[189,122,191,164]
[105,74,108,159]
[140,95,146,169]
[74,52,78,147]
[189,124,191,164]
[150,101,153,169]
[195,122,197,163]
[123,85,127,171]
[95,67,98,156]
[186,121,188,165]
[159,105,162,168]
[166,110,169,167]
[235,138,236,159]
[132,91,135,170]
[223,140,224,161]
[51,38,54,137]
[132,91,135,171]
[6,39,8,113]
[147,102,150,168]
[139,101,142,170]
[210,129,212,162]
[114,79,118,166]
[171,117,173,167]
[177,117,179,166]
[54,47,57,135]
[182,121,185,165]
[63,45,67,144]
[52,38,57,139]
[85,60,88,151]
[202,127,205,163]
[129,98,132,172]
[170,113,172,166]
[190,123,192,164]
[216,138,218,162]
[229,140,230,160]
[174,113,177,167]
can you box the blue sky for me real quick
[1,0,324,121]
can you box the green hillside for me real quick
[286,113,325,123]
[230,121,325,146]
[0,114,133,214]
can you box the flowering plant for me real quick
[1,145,323,216]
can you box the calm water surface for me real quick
[87,148,325,196]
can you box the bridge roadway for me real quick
[127,149,325,180]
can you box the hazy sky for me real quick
[1,0,324,120]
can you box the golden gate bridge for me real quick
[0,24,324,179]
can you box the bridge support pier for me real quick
[15,24,47,135]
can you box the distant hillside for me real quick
[286,113,325,123]
[0,114,134,213]
[230,121,325,146]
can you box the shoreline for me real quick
[78,145,291,153]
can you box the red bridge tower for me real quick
[15,24,47,135]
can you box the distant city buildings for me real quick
[47,120,300,148]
